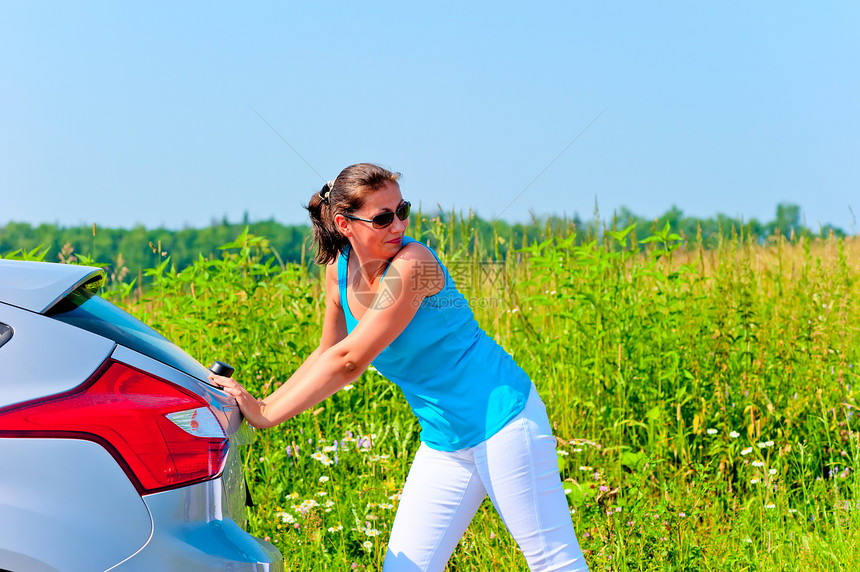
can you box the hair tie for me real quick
[318,181,334,204]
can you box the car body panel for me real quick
[111,481,283,571]
[0,301,115,408]
[0,259,104,314]
[0,438,152,571]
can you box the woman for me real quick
[211,163,589,571]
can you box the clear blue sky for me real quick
[2,1,858,232]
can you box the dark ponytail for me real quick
[305,163,401,265]
[306,181,349,265]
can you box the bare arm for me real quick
[250,264,347,411]
[211,244,437,428]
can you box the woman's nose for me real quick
[390,214,407,233]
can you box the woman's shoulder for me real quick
[393,238,440,267]
[391,239,446,298]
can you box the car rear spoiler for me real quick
[0,260,106,314]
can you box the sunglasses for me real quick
[343,201,411,229]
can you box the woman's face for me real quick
[338,180,408,259]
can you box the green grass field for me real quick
[23,215,860,570]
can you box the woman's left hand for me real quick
[209,374,267,428]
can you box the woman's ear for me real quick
[334,213,352,238]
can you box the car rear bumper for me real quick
[0,438,282,572]
[105,476,282,571]
[109,478,282,571]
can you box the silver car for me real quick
[0,260,283,571]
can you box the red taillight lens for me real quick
[0,360,229,494]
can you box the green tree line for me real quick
[0,203,847,284]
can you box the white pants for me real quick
[383,386,589,571]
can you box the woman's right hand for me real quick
[209,373,267,428]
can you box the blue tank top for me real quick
[338,236,530,451]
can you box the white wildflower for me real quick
[296,499,319,513]
[311,451,334,466]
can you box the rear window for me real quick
[47,288,211,383]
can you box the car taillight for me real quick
[0,360,229,494]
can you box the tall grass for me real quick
[62,216,860,569]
